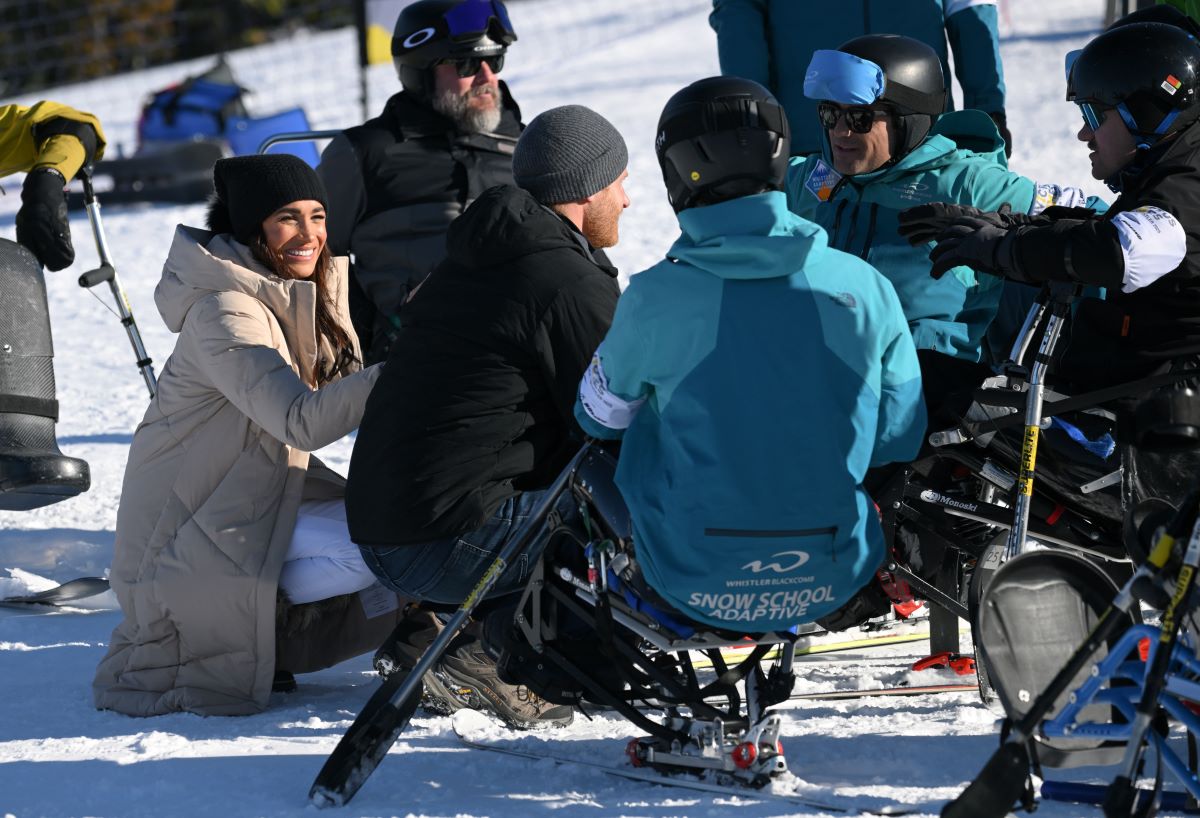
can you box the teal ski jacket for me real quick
[710,0,1006,155]
[574,191,925,631]
[786,110,1089,363]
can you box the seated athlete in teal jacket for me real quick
[788,34,1096,418]
[573,77,926,631]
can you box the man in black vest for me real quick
[318,0,523,363]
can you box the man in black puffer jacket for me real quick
[318,0,524,363]
[347,104,628,729]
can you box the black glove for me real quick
[927,215,1026,281]
[16,167,74,271]
[990,111,1013,159]
[898,202,1026,246]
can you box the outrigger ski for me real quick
[790,682,977,700]
[0,576,109,607]
[452,718,916,816]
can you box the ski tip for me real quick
[308,784,343,809]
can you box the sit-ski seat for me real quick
[495,445,801,787]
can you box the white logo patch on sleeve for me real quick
[578,354,645,430]
[1029,181,1088,215]
[1112,206,1186,293]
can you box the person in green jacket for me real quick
[787,34,1096,422]
[710,0,1011,157]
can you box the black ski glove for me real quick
[16,167,74,272]
[898,202,1027,246]
[927,215,1027,281]
[990,111,1013,159]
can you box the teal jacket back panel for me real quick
[574,192,926,630]
[710,0,1006,155]
[787,111,1040,362]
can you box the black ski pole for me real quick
[308,442,593,808]
[1103,506,1200,817]
[942,494,1199,818]
[77,169,157,398]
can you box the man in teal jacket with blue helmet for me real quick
[788,35,1094,412]
[574,76,926,631]
[710,0,1010,157]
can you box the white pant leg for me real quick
[279,499,378,605]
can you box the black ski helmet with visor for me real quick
[391,0,517,99]
[1066,20,1200,150]
[655,76,791,214]
[804,34,947,166]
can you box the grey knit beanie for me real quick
[513,105,628,204]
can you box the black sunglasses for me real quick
[440,55,505,78]
[816,102,889,134]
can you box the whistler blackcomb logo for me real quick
[741,550,811,574]
[919,489,979,513]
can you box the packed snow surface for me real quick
[0,0,1143,815]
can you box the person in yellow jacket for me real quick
[0,101,105,271]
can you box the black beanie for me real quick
[205,154,329,245]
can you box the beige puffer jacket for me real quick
[93,226,392,716]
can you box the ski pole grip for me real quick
[941,742,1030,818]
[79,264,115,289]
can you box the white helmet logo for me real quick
[741,551,811,574]
[402,27,437,49]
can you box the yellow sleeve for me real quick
[0,101,107,181]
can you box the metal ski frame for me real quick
[308,443,592,808]
[941,493,1200,818]
[77,170,157,398]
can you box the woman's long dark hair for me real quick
[251,237,359,386]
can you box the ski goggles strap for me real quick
[658,97,789,149]
[804,50,886,105]
[443,0,516,44]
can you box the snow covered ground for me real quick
[0,0,1140,815]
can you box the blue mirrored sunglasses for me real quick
[444,0,515,41]
[1078,101,1109,132]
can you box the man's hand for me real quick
[927,215,1025,281]
[16,167,74,271]
[898,202,1022,246]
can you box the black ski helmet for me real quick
[1067,22,1200,147]
[837,34,947,157]
[655,76,790,214]
[391,0,517,99]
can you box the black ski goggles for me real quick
[440,54,505,77]
[816,102,890,134]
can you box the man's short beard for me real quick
[432,85,502,134]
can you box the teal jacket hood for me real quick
[669,191,827,281]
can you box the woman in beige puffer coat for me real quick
[94,155,403,716]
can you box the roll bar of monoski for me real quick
[76,169,157,398]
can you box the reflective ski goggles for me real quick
[440,54,505,77]
[816,102,890,133]
[444,0,516,43]
[1077,100,1111,132]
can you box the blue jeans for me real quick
[359,488,578,606]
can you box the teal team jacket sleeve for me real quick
[873,320,927,468]
[709,0,773,90]
[574,284,649,441]
[945,3,1006,115]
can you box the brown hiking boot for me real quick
[435,636,574,730]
